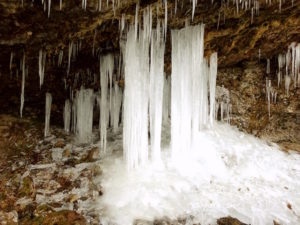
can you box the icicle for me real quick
[266,58,270,74]
[60,0,62,10]
[149,23,165,163]
[20,53,25,118]
[175,0,177,14]
[123,25,150,169]
[164,0,167,40]
[121,14,125,33]
[266,79,271,118]
[111,81,123,132]
[251,7,254,24]
[135,3,139,40]
[38,49,46,88]
[48,0,51,18]
[99,54,114,152]
[67,41,73,75]
[98,0,102,11]
[10,52,14,72]
[279,0,281,12]
[285,74,291,95]
[64,99,71,133]
[171,25,206,160]
[192,0,196,20]
[44,93,52,137]
[209,53,218,126]
[75,88,94,143]
[58,50,63,67]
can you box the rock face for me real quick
[0,0,299,150]
[218,61,300,151]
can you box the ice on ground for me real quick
[94,123,300,225]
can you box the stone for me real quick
[55,140,66,148]
[217,216,248,225]
[42,210,87,225]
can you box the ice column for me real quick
[75,88,94,143]
[44,93,52,137]
[99,54,114,152]
[209,53,218,125]
[123,25,150,169]
[64,99,71,133]
[149,22,165,162]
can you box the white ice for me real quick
[94,123,300,225]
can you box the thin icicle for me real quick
[164,0,167,40]
[48,0,51,18]
[266,58,270,74]
[60,0,62,10]
[99,54,114,153]
[58,50,63,67]
[44,93,52,137]
[64,99,71,133]
[111,81,123,132]
[75,88,94,143]
[38,49,46,88]
[135,3,139,40]
[67,41,73,75]
[209,53,218,126]
[10,52,14,72]
[149,23,165,163]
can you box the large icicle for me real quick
[171,24,207,160]
[209,53,218,126]
[20,53,26,118]
[149,22,165,163]
[111,81,123,132]
[123,25,150,170]
[99,54,114,153]
[64,99,71,133]
[44,93,52,137]
[75,88,94,143]
[67,41,73,75]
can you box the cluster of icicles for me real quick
[18,0,295,27]
[14,7,232,171]
[265,42,300,117]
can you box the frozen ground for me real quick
[93,123,300,225]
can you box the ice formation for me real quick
[277,42,300,93]
[209,53,218,126]
[75,88,94,143]
[215,86,232,123]
[99,54,114,152]
[38,49,46,88]
[171,24,215,160]
[111,81,122,133]
[123,25,150,169]
[58,50,63,67]
[96,123,300,225]
[149,22,165,162]
[64,99,71,133]
[9,52,14,73]
[44,93,52,137]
